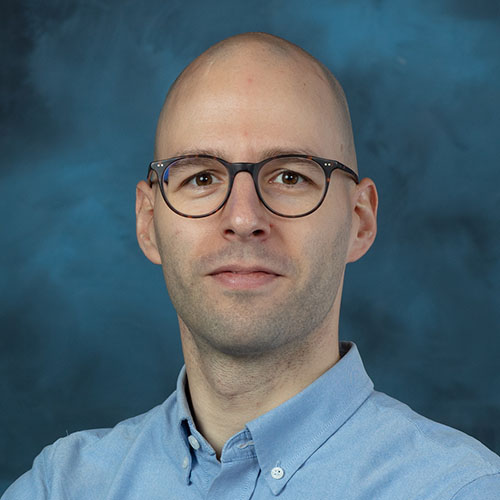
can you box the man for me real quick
[3,32,499,499]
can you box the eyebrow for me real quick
[168,147,318,161]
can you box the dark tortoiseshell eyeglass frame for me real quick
[147,154,359,219]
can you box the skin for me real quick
[136,34,378,458]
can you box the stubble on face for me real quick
[154,209,351,361]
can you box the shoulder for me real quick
[2,394,178,499]
[365,390,499,466]
[355,390,500,498]
[45,398,171,462]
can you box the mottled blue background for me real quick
[1,0,499,492]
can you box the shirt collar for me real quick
[173,341,374,494]
[246,341,374,494]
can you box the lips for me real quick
[208,267,281,290]
[209,265,281,276]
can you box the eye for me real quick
[271,170,308,185]
[191,172,213,186]
[184,171,224,187]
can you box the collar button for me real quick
[271,466,284,480]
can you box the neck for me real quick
[179,320,340,459]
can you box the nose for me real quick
[218,171,272,241]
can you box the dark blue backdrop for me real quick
[2,0,499,493]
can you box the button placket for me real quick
[188,435,201,450]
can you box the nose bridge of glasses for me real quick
[227,161,259,174]
[225,162,261,199]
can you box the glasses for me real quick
[147,154,359,219]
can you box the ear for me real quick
[346,177,378,263]
[136,180,162,265]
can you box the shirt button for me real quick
[182,456,189,469]
[271,466,284,480]
[188,435,200,450]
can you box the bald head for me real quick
[155,32,357,172]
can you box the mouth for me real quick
[209,265,281,276]
[208,267,281,290]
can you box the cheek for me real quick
[154,222,195,295]
[153,210,185,266]
[154,213,212,272]
[298,214,351,279]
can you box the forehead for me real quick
[156,49,341,160]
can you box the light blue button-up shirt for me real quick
[3,341,500,499]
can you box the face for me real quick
[146,48,356,358]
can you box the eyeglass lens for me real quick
[161,157,327,217]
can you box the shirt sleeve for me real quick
[451,473,500,500]
[0,449,50,500]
